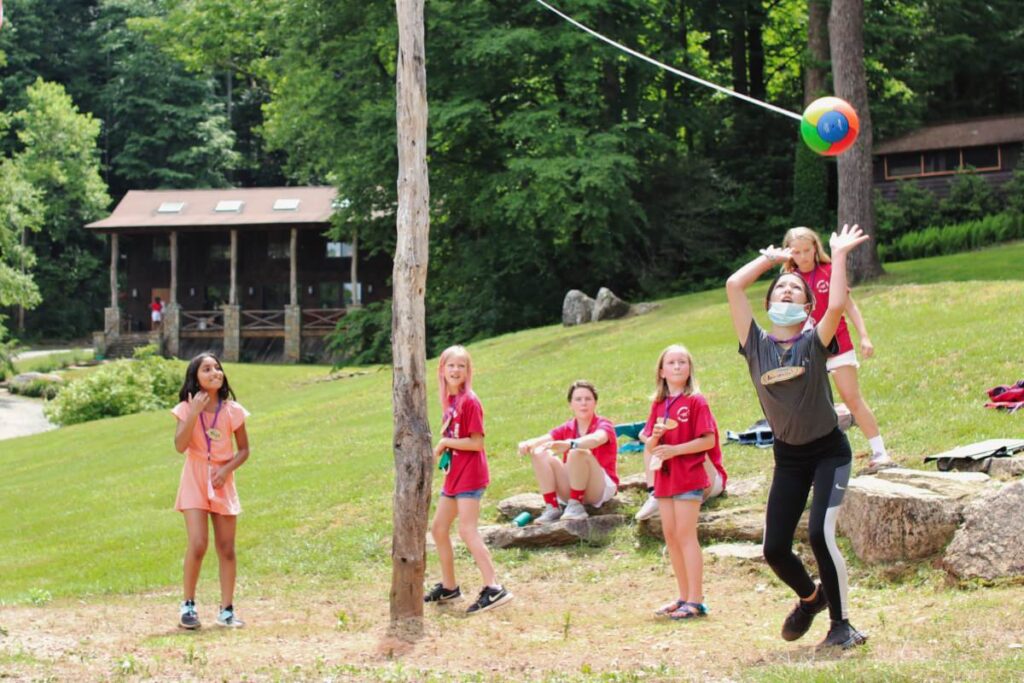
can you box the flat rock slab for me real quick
[617,472,648,493]
[724,475,766,498]
[873,467,991,500]
[944,481,1024,580]
[481,515,626,549]
[639,506,809,544]
[705,543,764,562]
[496,493,623,520]
[838,476,962,563]
[988,456,1024,480]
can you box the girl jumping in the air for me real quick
[725,224,868,649]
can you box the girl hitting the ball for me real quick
[781,227,893,470]
[425,345,513,615]
[726,224,868,650]
[171,352,250,630]
[642,344,723,620]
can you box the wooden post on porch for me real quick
[350,229,361,308]
[165,231,181,357]
[390,0,432,635]
[284,227,301,362]
[223,229,241,362]
[103,233,121,337]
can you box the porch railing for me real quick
[181,309,225,333]
[241,309,285,331]
[302,307,347,331]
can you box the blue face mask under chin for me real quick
[767,302,809,326]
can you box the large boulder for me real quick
[872,467,991,500]
[496,493,623,521]
[593,287,630,321]
[943,481,1024,580]
[561,290,595,326]
[837,476,963,563]
[705,542,765,562]
[481,515,626,549]
[988,456,1024,480]
[640,505,809,544]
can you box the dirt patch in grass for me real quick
[3,549,1024,681]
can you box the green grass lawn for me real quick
[2,241,1023,680]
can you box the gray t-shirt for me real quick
[739,319,838,446]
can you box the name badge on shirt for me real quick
[760,366,806,386]
[205,427,223,441]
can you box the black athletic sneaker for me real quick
[178,600,200,630]
[818,619,867,650]
[781,584,828,641]
[424,583,461,603]
[466,586,513,615]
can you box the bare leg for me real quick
[566,449,607,504]
[832,365,880,440]
[456,498,497,586]
[673,499,703,603]
[531,449,571,500]
[182,509,209,600]
[430,496,459,588]
[659,500,688,601]
[210,513,238,607]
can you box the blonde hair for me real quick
[437,345,473,411]
[782,226,831,273]
[652,344,699,402]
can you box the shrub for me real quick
[325,300,392,367]
[938,171,1001,225]
[875,182,939,242]
[43,349,180,426]
[880,211,1024,262]
[8,377,61,400]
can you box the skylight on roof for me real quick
[273,198,301,211]
[157,202,185,214]
[215,200,244,213]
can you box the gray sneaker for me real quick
[535,504,563,524]
[216,605,245,628]
[561,499,589,521]
[635,494,660,521]
[178,600,200,630]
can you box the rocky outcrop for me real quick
[944,481,1024,580]
[639,505,809,544]
[561,290,595,326]
[481,515,626,549]
[988,456,1024,480]
[593,287,630,321]
[496,493,623,521]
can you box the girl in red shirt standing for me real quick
[643,345,720,620]
[425,345,512,615]
[782,227,893,469]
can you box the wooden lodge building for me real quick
[873,113,1024,200]
[86,187,390,362]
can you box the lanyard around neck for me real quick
[199,401,223,455]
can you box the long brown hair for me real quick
[652,344,699,402]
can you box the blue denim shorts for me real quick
[672,488,704,501]
[441,488,486,500]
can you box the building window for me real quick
[273,198,301,211]
[326,241,353,258]
[153,242,170,262]
[268,237,289,259]
[962,146,1000,170]
[884,145,1002,180]
[210,243,230,260]
[215,200,244,213]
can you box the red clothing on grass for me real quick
[796,263,853,355]
[550,415,619,486]
[441,391,489,494]
[642,393,722,497]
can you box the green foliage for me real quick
[1004,164,1024,215]
[7,376,62,400]
[790,136,829,229]
[880,212,1024,262]
[325,300,392,366]
[13,79,110,339]
[43,351,180,426]
[875,182,939,242]
[938,171,1002,225]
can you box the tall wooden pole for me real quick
[169,231,178,305]
[110,233,119,309]
[830,0,883,281]
[390,0,432,634]
[229,229,239,305]
[289,228,298,307]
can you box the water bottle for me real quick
[513,511,533,527]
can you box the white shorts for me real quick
[151,311,162,322]
[592,471,618,508]
[702,458,724,501]
[826,349,860,372]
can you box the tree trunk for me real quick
[829,0,883,281]
[391,0,433,636]
[804,0,829,107]
[746,0,765,102]
[730,6,748,96]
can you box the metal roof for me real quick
[86,187,338,232]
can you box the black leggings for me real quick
[762,427,852,622]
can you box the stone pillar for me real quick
[284,304,302,363]
[223,305,241,362]
[104,306,121,337]
[163,303,181,358]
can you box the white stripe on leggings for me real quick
[823,504,849,620]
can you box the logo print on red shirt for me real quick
[676,405,690,422]
[815,280,829,293]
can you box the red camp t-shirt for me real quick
[642,393,720,496]
[441,391,489,494]
[795,263,853,354]
[550,415,619,486]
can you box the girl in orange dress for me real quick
[171,352,250,630]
